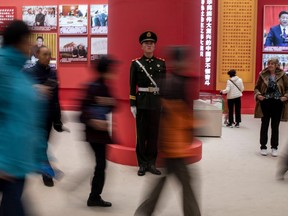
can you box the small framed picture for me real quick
[22,6,57,32]
[91,37,107,61]
[59,37,88,63]
[59,5,88,35]
[90,4,108,35]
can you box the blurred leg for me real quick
[134,176,166,216]
[89,143,106,200]
[0,178,25,216]
[166,159,201,216]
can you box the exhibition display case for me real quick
[193,92,223,137]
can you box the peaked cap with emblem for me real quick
[139,31,157,44]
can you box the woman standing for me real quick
[254,58,288,157]
[220,69,244,128]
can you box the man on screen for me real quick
[265,11,288,46]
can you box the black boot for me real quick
[87,197,112,207]
[42,175,54,187]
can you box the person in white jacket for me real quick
[220,69,244,128]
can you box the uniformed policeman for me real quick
[130,31,166,176]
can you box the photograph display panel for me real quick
[262,54,288,74]
[91,37,107,61]
[59,37,88,62]
[24,33,57,68]
[22,6,57,31]
[263,5,288,52]
[90,4,108,35]
[59,5,88,35]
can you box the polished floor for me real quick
[21,112,288,216]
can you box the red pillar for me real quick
[107,0,202,165]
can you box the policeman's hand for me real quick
[130,106,137,118]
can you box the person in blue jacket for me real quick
[264,11,288,46]
[0,20,46,216]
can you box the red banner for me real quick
[199,0,217,91]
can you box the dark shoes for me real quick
[147,165,161,175]
[42,175,54,187]
[137,166,146,176]
[226,123,233,128]
[137,165,161,176]
[87,197,112,207]
[235,123,240,128]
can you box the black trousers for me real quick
[227,97,241,124]
[136,109,161,167]
[0,178,26,216]
[260,99,283,150]
[88,142,106,200]
[134,158,201,216]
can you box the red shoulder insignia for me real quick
[155,57,165,61]
[132,57,141,62]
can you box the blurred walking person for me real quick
[134,46,201,216]
[0,20,46,216]
[23,46,68,187]
[80,56,117,207]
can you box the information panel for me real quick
[0,7,16,33]
[216,0,257,90]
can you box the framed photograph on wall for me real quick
[59,5,88,35]
[22,6,57,31]
[262,54,288,74]
[59,37,88,62]
[90,4,108,35]
[91,37,107,61]
[263,5,288,52]
[0,7,16,33]
[24,33,57,68]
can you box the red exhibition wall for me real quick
[2,0,203,165]
[1,0,273,115]
[0,0,108,110]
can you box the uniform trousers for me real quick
[88,142,106,200]
[134,158,201,216]
[136,109,161,167]
[260,99,283,150]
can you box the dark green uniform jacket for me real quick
[130,55,166,109]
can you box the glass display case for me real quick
[193,92,223,137]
